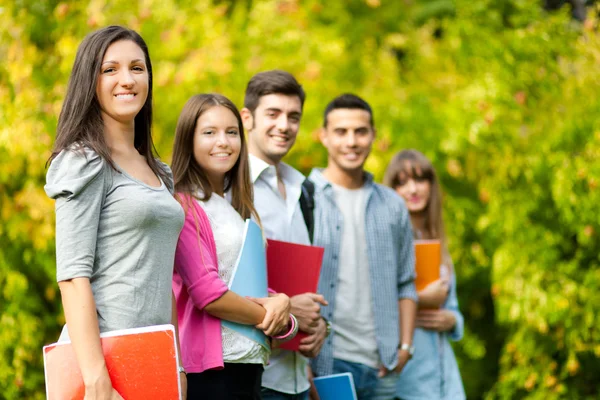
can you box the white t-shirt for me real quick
[330,183,379,369]
[198,192,268,365]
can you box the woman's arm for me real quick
[204,291,266,324]
[47,150,121,399]
[416,270,464,336]
[442,270,464,340]
[175,198,284,332]
[171,292,187,400]
[417,278,450,309]
[59,278,123,400]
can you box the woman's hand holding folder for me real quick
[417,278,449,309]
[251,292,291,336]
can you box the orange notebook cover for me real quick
[266,239,325,351]
[43,324,181,400]
[414,240,441,292]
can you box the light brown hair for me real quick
[384,149,450,263]
[171,93,260,222]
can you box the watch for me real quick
[321,316,332,337]
[399,343,415,358]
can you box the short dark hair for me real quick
[244,70,306,113]
[323,93,374,128]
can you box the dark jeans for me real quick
[261,388,309,400]
[187,363,263,400]
[333,358,380,400]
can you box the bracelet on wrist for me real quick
[398,343,415,359]
[272,314,299,342]
[178,366,186,375]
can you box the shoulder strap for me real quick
[299,179,315,243]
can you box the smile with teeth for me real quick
[211,152,231,157]
[270,135,288,143]
[114,93,136,99]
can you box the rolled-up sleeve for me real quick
[396,204,418,301]
[174,200,228,310]
[444,267,464,341]
[45,147,106,282]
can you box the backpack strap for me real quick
[300,179,315,243]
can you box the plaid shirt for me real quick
[308,169,417,376]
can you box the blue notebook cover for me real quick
[221,219,269,350]
[313,372,358,400]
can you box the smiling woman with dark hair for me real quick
[45,26,186,399]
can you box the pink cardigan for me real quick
[173,194,228,373]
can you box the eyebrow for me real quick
[101,59,145,65]
[198,125,239,130]
[264,107,302,116]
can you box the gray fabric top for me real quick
[330,183,379,369]
[45,146,185,340]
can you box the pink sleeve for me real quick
[174,196,228,309]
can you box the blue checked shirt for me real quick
[308,169,418,377]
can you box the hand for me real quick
[251,293,291,336]
[308,367,321,400]
[83,389,123,400]
[180,372,187,400]
[83,373,123,400]
[416,309,456,332]
[377,349,411,378]
[418,279,449,309]
[291,293,328,334]
[299,317,327,358]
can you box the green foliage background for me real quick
[1,0,599,398]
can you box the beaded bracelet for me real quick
[272,314,299,342]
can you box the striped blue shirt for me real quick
[308,168,418,376]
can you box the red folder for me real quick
[266,239,325,351]
[43,324,181,400]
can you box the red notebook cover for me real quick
[266,239,325,351]
[43,324,181,400]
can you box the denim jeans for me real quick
[371,371,399,400]
[332,359,380,400]
[261,388,309,400]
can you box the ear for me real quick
[240,108,254,131]
[318,127,328,146]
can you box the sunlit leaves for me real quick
[2,0,600,398]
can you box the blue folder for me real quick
[221,219,269,350]
[313,372,358,400]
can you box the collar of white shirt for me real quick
[249,154,305,194]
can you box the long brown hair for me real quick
[48,26,170,189]
[171,94,260,222]
[384,149,449,262]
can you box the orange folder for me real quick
[43,324,181,400]
[266,239,325,351]
[414,240,441,292]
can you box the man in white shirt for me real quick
[241,70,329,400]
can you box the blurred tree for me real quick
[1,0,599,398]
